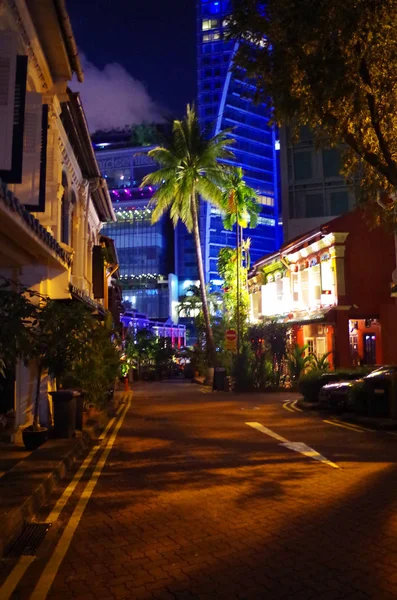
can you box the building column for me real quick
[333,311,351,369]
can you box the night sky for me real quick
[66,0,196,129]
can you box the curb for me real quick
[0,431,92,558]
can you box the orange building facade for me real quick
[249,211,397,369]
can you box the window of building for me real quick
[292,272,299,303]
[301,269,309,305]
[294,150,312,180]
[307,338,315,355]
[299,126,313,142]
[202,19,219,30]
[275,273,283,303]
[305,193,324,218]
[210,2,221,14]
[61,195,70,245]
[330,191,349,215]
[323,148,341,178]
[257,195,274,207]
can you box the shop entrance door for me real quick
[363,334,376,365]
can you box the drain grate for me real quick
[6,523,52,557]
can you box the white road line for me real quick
[246,422,340,469]
[30,398,131,600]
[246,422,288,442]
[281,441,340,469]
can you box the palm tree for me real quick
[220,167,259,353]
[221,167,259,232]
[141,104,234,364]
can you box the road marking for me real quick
[281,441,340,469]
[0,557,35,600]
[30,398,131,600]
[246,422,287,442]
[246,422,340,469]
[323,419,365,433]
[291,400,303,412]
[282,401,295,413]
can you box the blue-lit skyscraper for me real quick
[196,0,282,281]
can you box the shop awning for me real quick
[282,306,336,325]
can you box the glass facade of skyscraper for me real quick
[96,143,177,320]
[197,0,282,281]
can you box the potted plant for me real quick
[0,277,47,450]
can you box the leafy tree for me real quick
[230,0,397,218]
[287,344,313,383]
[142,104,234,364]
[0,277,39,375]
[310,351,333,372]
[130,122,163,147]
[218,247,250,331]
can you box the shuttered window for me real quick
[0,31,18,171]
[14,93,48,211]
[0,55,28,183]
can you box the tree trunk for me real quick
[191,192,216,365]
[236,220,241,356]
[33,361,42,431]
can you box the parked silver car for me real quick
[318,366,397,413]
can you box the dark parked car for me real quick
[319,366,397,415]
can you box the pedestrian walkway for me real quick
[0,391,128,558]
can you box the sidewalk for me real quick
[0,390,127,558]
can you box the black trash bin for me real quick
[50,390,79,438]
[213,367,226,391]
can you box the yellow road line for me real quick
[0,557,35,600]
[290,400,303,412]
[0,395,133,600]
[282,401,295,413]
[323,419,364,433]
[30,398,131,600]
[332,418,376,433]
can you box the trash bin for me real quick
[50,390,79,438]
[213,367,226,391]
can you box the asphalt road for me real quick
[1,381,397,600]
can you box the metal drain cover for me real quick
[6,523,52,557]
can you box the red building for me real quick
[249,211,397,369]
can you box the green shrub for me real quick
[298,368,372,403]
[298,370,332,402]
[233,343,255,392]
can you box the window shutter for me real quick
[92,245,105,299]
[14,92,48,211]
[0,55,28,183]
[0,31,18,171]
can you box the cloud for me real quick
[72,55,165,133]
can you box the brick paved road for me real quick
[2,381,397,599]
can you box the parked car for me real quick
[319,366,397,414]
